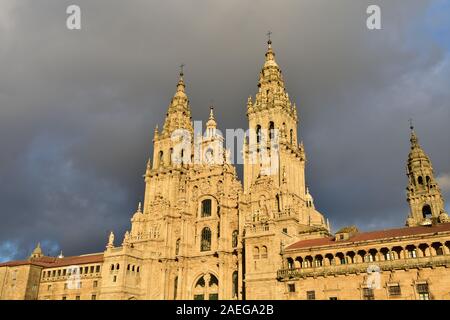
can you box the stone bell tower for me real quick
[242,37,329,299]
[405,124,449,226]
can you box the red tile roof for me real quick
[0,253,103,268]
[286,223,450,251]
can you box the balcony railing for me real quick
[247,224,271,235]
[277,254,450,280]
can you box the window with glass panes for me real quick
[307,291,316,300]
[388,285,401,297]
[417,283,430,300]
[363,288,375,300]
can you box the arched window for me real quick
[287,258,294,269]
[159,151,164,167]
[201,199,212,217]
[418,176,423,185]
[256,125,261,144]
[169,148,173,164]
[232,230,238,248]
[174,276,178,300]
[175,238,180,255]
[115,263,120,270]
[232,271,238,298]
[422,205,432,218]
[200,227,212,252]
[253,246,260,260]
[261,246,268,259]
[269,122,274,141]
[110,264,114,271]
[290,129,293,145]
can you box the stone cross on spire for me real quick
[267,31,272,44]
[179,63,185,77]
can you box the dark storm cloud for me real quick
[0,0,449,260]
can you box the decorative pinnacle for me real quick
[179,64,184,77]
[267,31,272,45]
[137,202,142,212]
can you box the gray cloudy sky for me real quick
[1,0,449,261]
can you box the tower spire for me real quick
[161,67,193,137]
[405,125,448,226]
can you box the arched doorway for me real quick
[193,273,219,300]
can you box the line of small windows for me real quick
[285,241,450,269]
[286,282,430,300]
[42,264,101,279]
[110,263,140,273]
[46,279,98,291]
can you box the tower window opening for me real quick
[256,125,261,144]
[159,151,164,167]
[275,194,281,212]
[290,129,293,145]
[418,176,423,185]
[269,122,274,141]
[422,205,432,219]
[200,227,212,252]
[232,271,238,298]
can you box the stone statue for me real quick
[107,231,115,248]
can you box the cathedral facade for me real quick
[1,40,449,300]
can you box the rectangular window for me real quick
[77,281,82,289]
[63,269,67,276]
[201,199,212,217]
[62,296,67,300]
[194,294,204,300]
[329,297,338,300]
[307,291,316,300]
[93,280,98,288]
[388,285,401,297]
[282,228,288,234]
[363,288,375,300]
[417,283,430,300]
[91,294,97,300]
[75,296,80,300]
[113,275,117,282]
[90,266,94,273]
[96,265,101,273]
[288,284,295,293]
[64,283,68,290]
[47,285,52,291]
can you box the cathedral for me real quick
[1,39,450,300]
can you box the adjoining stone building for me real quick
[1,40,449,300]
